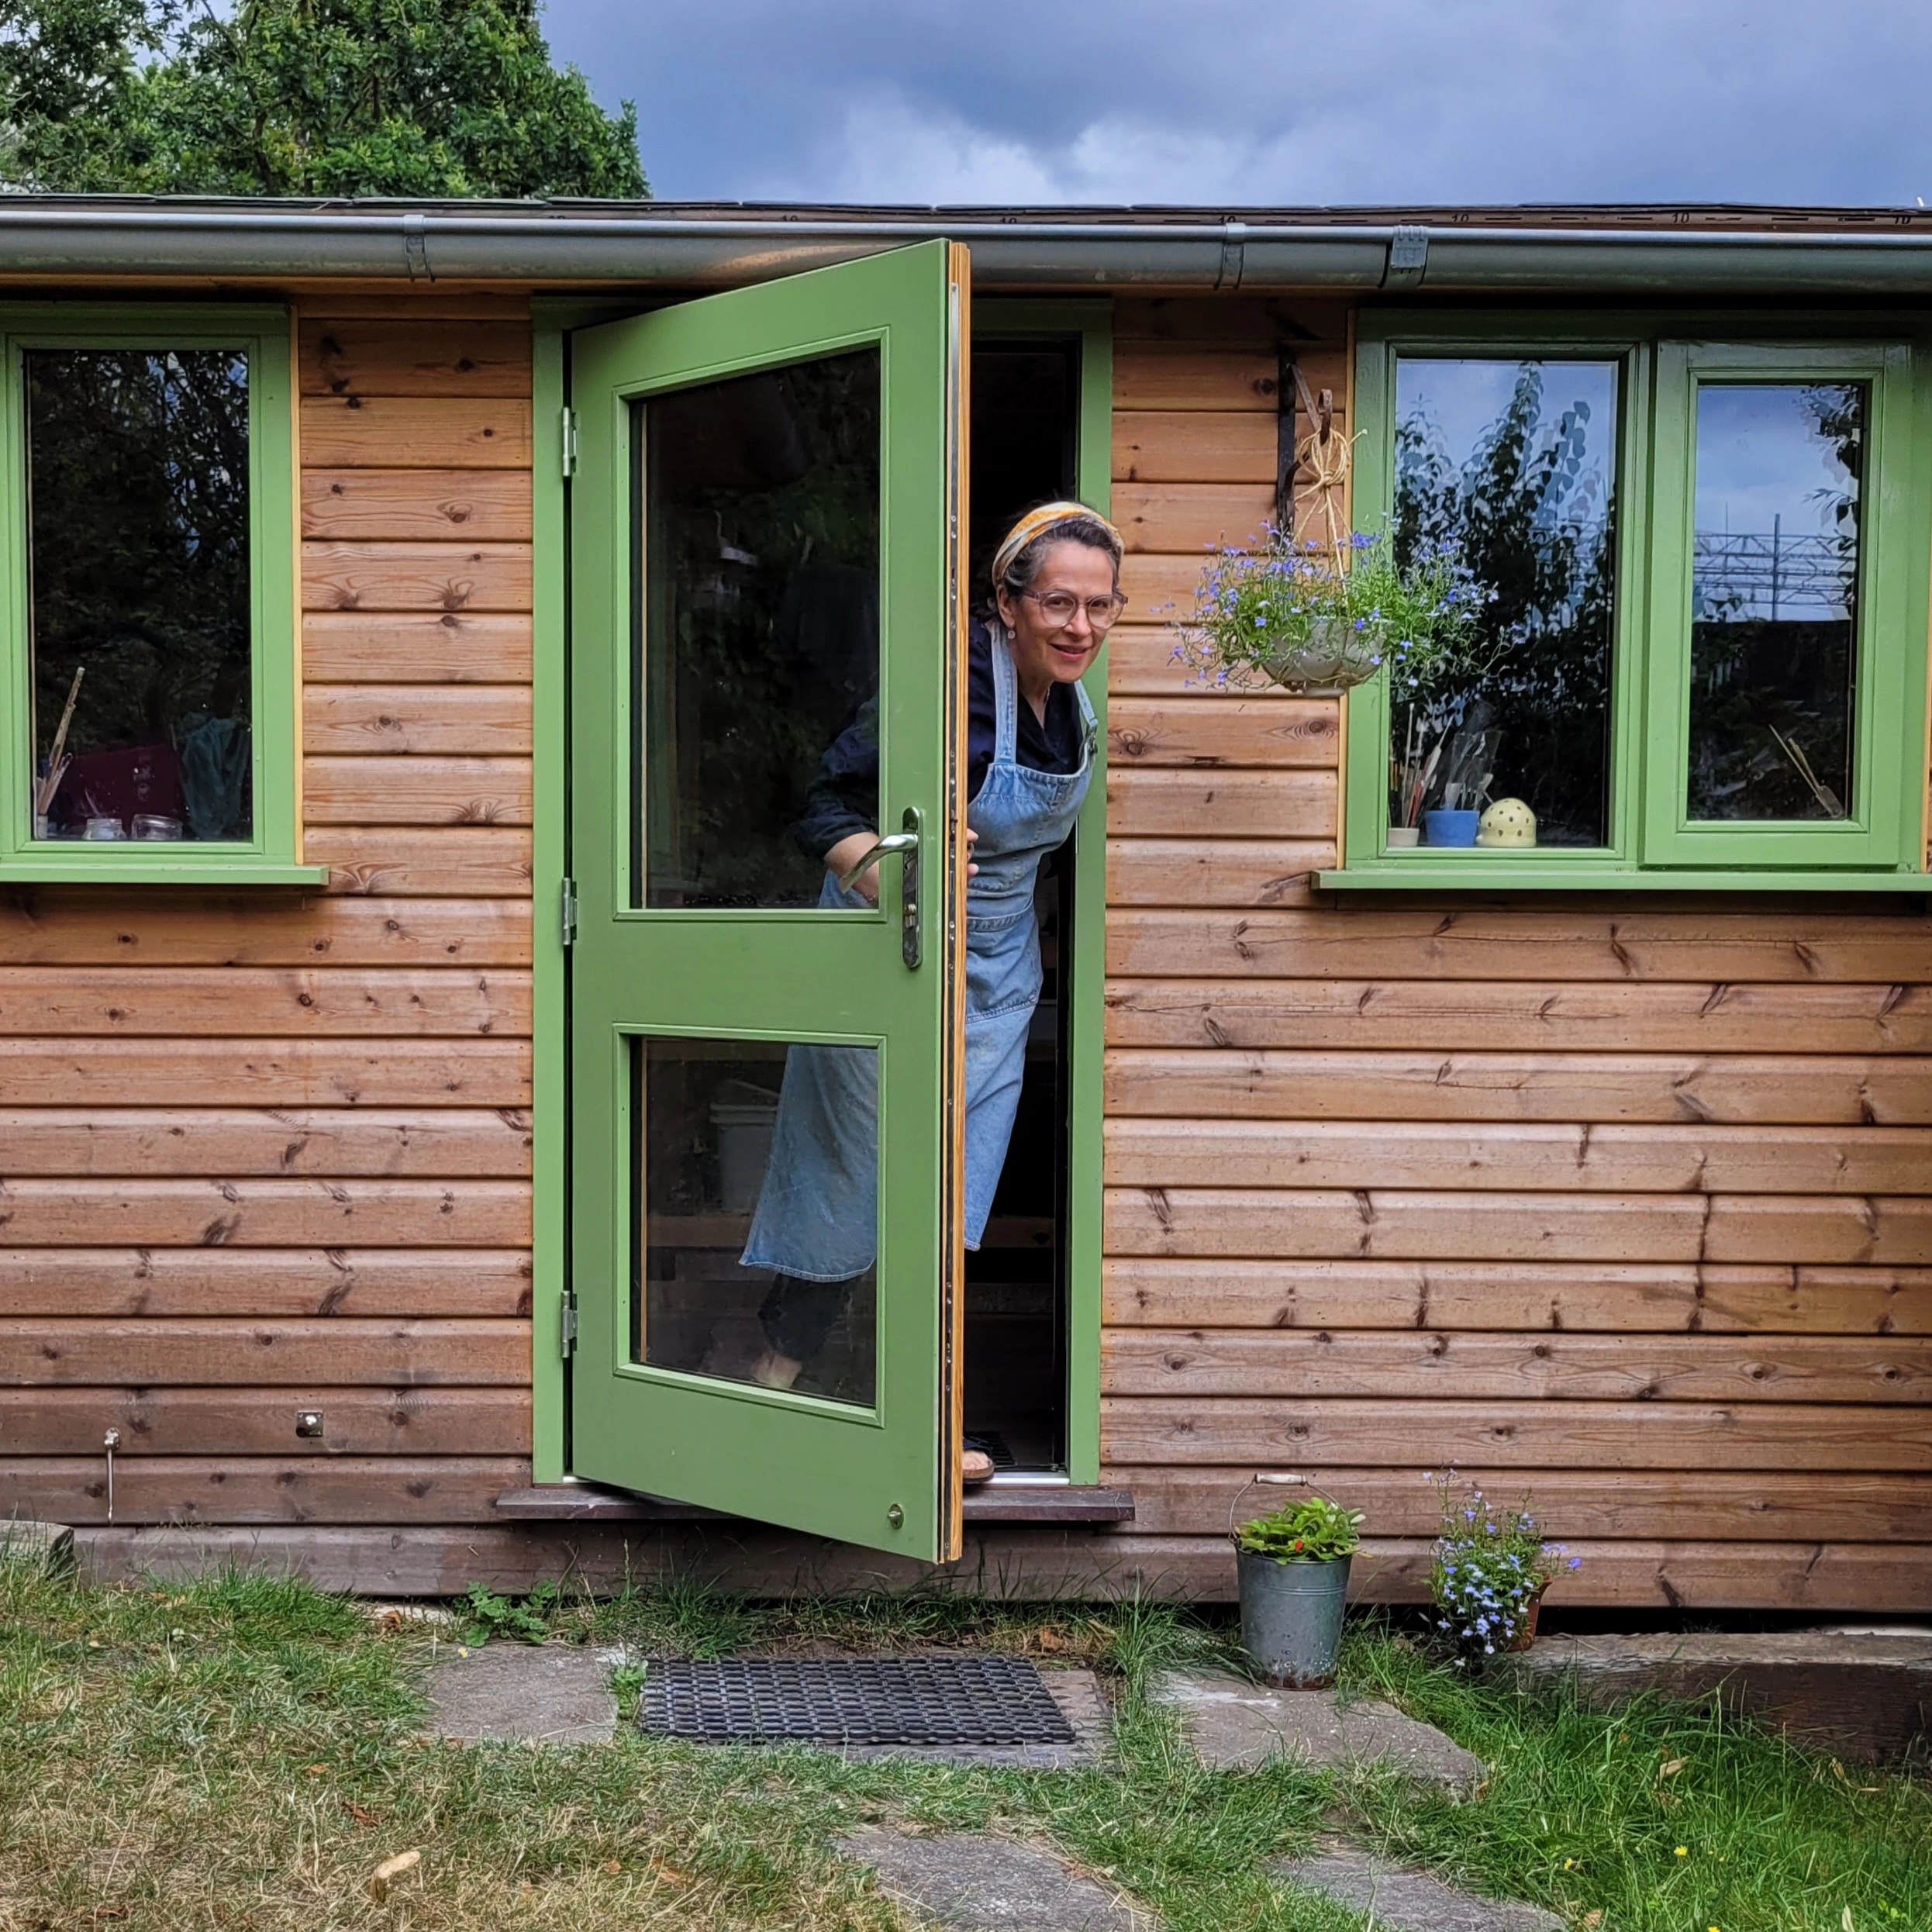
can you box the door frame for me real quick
[529,290,1113,1493]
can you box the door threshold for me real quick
[495,1482,1134,1526]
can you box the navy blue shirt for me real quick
[792,616,1086,861]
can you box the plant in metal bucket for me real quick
[1233,1493,1364,1564]
[1427,1474,1579,1659]
[1230,1483,1364,1687]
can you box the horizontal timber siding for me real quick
[1099,295,1932,1609]
[0,300,535,1540]
[6,286,1930,1613]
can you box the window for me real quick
[1340,318,1931,886]
[0,307,308,881]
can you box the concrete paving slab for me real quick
[424,1642,616,1745]
[1501,1630,1932,1764]
[1151,1670,1485,1793]
[1273,1850,1562,1932]
[0,1520,74,1575]
[839,1830,1147,1930]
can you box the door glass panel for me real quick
[26,349,254,843]
[633,1036,878,1407]
[636,349,881,908]
[1394,357,1619,847]
[1689,382,1862,822]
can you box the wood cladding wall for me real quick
[0,298,536,1534]
[1102,295,1932,1610]
[4,288,1927,1613]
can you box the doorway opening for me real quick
[961,330,1087,1475]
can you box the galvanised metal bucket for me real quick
[1237,1550,1352,1687]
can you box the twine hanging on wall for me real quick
[1289,364,1357,570]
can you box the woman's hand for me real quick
[823,831,881,903]
[825,827,978,903]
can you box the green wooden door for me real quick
[568,242,971,1561]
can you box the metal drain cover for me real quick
[637,1654,1077,1747]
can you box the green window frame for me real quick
[0,303,318,885]
[1334,312,1932,892]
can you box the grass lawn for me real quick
[0,1558,1926,1931]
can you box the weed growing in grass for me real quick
[457,1580,559,1647]
[2,1561,1924,1932]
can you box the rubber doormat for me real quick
[637,1655,1077,1747]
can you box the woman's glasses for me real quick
[1019,589,1128,632]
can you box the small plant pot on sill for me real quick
[1237,1549,1351,1687]
[1423,809,1480,847]
[1385,826,1422,849]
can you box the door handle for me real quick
[837,809,922,969]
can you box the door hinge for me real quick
[559,1291,578,1358]
[561,877,578,947]
[561,405,579,478]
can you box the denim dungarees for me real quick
[741,624,1095,1285]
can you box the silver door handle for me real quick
[837,830,917,890]
[838,810,923,969]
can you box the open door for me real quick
[568,241,971,1561]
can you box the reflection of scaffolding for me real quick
[1693,520,1854,620]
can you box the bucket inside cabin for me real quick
[710,1079,781,1213]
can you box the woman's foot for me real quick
[962,1447,995,1485]
[750,1347,804,1390]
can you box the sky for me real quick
[543,0,1932,210]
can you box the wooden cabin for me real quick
[1,201,1927,1611]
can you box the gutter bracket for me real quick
[403,209,433,282]
[1382,224,1429,291]
[1216,219,1247,290]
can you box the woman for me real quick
[739,502,1126,1472]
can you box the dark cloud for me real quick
[544,0,1932,207]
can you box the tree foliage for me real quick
[1396,365,1616,846]
[0,0,647,197]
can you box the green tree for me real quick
[0,0,646,197]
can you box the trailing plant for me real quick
[1170,524,1499,695]
[1233,1492,1364,1565]
[1427,1475,1578,1658]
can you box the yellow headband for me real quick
[990,501,1123,591]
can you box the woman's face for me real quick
[995,540,1117,688]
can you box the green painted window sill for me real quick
[1320,865,1932,893]
[0,856,329,886]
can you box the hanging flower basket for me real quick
[1168,383,1499,702]
[1257,614,1389,696]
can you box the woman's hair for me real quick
[984,501,1123,618]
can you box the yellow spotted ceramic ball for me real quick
[1476,797,1537,847]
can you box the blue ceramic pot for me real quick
[1423,809,1480,847]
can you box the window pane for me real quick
[637,349,881,909]
[1394,358,1619,847]
[27,350,252,843]
[1689,382,1861,822]
[633,1035,878,1409]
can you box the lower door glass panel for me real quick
[633,1035,878,1407]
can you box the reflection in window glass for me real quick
[1689,383,1861,821]
[1395,359,1618,847]
[28,350,252,843]
[633,1035,877,1409]
[637,350,881,908]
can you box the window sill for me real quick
[0,856,329,886]
[1320,865,1932,893]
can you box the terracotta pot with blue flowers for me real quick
[1427,1474,1581,1661]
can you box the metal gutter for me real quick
[5,202,1932,293]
